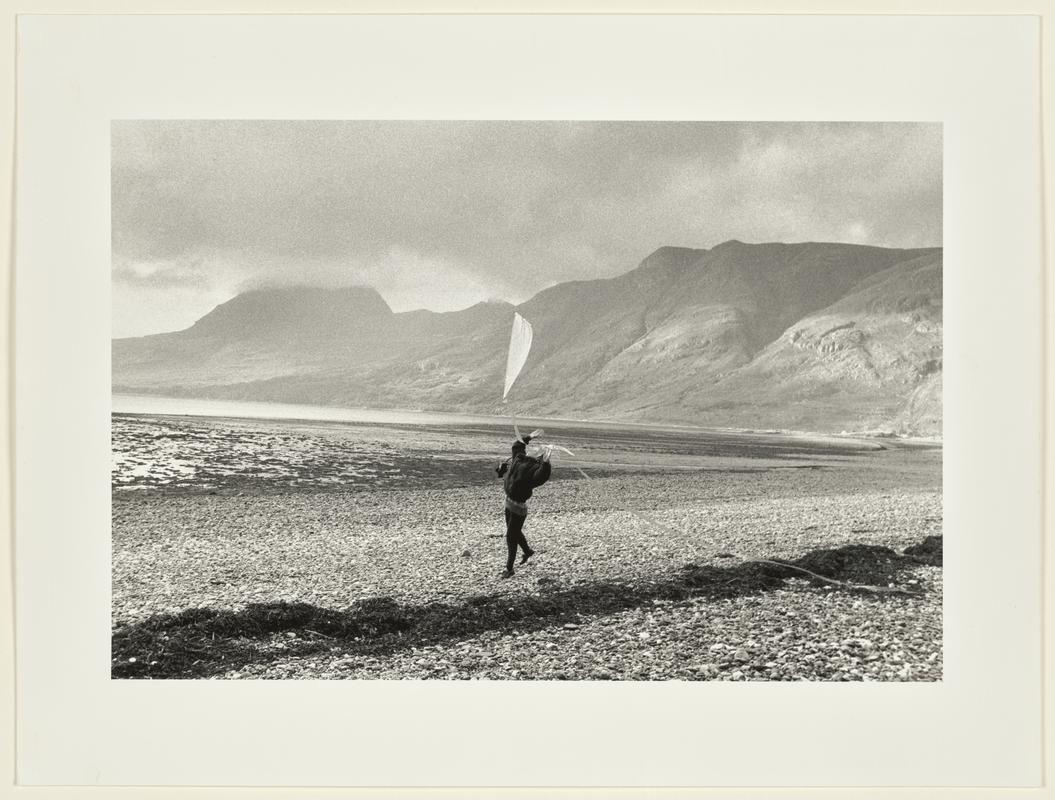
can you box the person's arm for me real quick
[532,456,552,487]
[496,458,509,477]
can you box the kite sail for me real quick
[503,312,533,401]
[502,311,560,454]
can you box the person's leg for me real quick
[516,520,534,563]
[504,508,519,574]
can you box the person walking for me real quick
[495,435,551,578]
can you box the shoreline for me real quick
[111,393,942,449]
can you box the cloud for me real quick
[112,121,941,336]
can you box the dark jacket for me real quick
[496,451,551,503]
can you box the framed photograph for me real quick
[4,4,1049,797]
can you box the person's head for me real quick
[511,435,531,457]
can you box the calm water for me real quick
[112,393,903,459]
[112,393,519,427]
[110,393,764,436]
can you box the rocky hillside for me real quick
[113,241,942,435]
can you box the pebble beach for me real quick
[112,411,942,681]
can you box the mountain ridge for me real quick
[113,241,943,435]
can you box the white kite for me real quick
[501,312,576,459]
[503,312,533,401]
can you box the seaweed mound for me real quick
[903,535,942,566]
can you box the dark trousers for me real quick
[504,508,531,571]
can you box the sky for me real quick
[112,121,942,338]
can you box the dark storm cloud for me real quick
[111,121,941,337]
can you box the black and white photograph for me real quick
[109,120,943,681]
[12,5,1050,791]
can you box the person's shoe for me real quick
[520,549,535,565]
[501,569,515,578]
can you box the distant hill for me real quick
[113,241,942,435]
